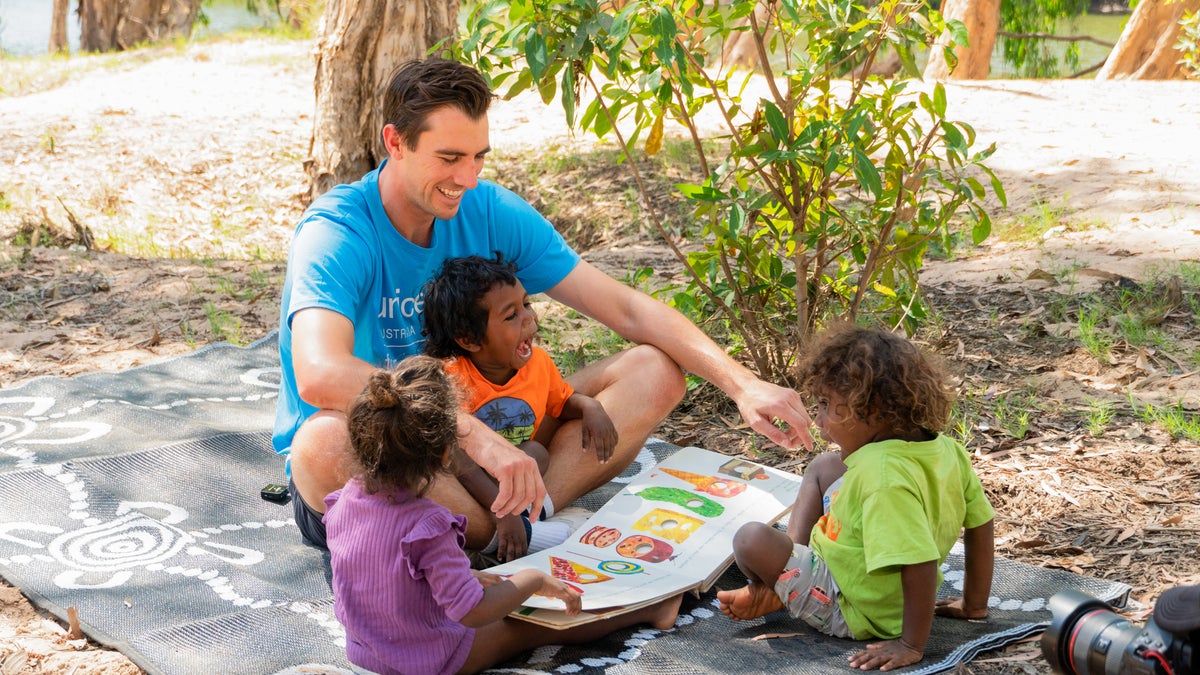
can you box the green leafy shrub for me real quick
[456,0,1003,383]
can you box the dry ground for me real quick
[0,36,1197,674]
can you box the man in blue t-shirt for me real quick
[276,58,815,550]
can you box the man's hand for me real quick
[461,414,546,520]
[735,378,814,451]
[495,514,529,562]
[847,639,923,671]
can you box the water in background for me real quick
[0,0,271,56]
[990,12,1130,77]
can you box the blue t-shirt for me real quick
[273,162,580,456]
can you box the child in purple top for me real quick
[325,355,684,675]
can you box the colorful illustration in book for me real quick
[505,573,584,597]
[616,535,675,563]
[635,486,724,517]
[660,467,747,498]
[718,458,771,482]
[596,560,644,575]
[631,508,703,544]
[579,525,622,548]
[550,556,613,584]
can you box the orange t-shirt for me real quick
[443,347,574,445]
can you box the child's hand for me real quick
[537,573,583,616]
[935,596,989,620]
[582,401,617,464]
[847,639,922,671]
[495,514,529,562]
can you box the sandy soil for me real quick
[0,37,1197,674]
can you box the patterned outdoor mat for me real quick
[0,336,1129,674]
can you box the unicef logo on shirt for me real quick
[474,397,536,445]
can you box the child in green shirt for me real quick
[717,326,995,672]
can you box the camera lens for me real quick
[1042,590,1150,675]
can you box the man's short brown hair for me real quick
[382,58,494,150]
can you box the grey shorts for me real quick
[775,543,852,638]
[288,477,328,550]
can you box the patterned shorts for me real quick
[774,544,852,638]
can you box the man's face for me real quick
[467,280,537,384]
[386,106,490,226]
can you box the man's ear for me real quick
[455,336,482,353]
[381,124,406,158]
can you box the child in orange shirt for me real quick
[424,255,617,562]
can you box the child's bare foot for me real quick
[717,583,783,621]
[648,593,684,630]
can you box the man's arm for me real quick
[545,262,813,450]
[291,308,542,518]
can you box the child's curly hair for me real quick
[346,355,461,496]
[796,325,952,434]
[422,254,520,359]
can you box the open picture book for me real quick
[483,446,804,628]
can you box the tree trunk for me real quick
[50,0,71,54]
[306,0,461,201]
[924,0,1001,80]
[1097,0,1200,79]
[78,0,201,53]
[721,0,773,70]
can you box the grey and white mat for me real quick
[0,335,1130,674]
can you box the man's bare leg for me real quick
[716,522,794,621]
[540,345,685,511]
[289,409,495,548]
[288,410,355,516]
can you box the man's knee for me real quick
[623,344,686,408]
[290,410,352,509]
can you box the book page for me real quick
[484,446,803,612]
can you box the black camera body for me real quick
[1042,587,1198,675]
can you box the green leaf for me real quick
[727,202,747,236]
[763,102,789,142]
[932,82,947,117]
[853,151,882,198]
[972,209,992,245]
[941,121,966,154]
[651,7,678,63]
[526,31,549,82]
[989,171,1008,207]
[677,182,729,202]
[560,64,577,126]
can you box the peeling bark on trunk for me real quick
[50,0,71,54]
[720,0,774,70]
[306,0,460,202]
[1097,0,1200,79]
[925,0,1001,80]
[78,0,201,53]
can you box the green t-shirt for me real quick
[810,434,994,639]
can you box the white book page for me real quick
[485,446,803,611]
